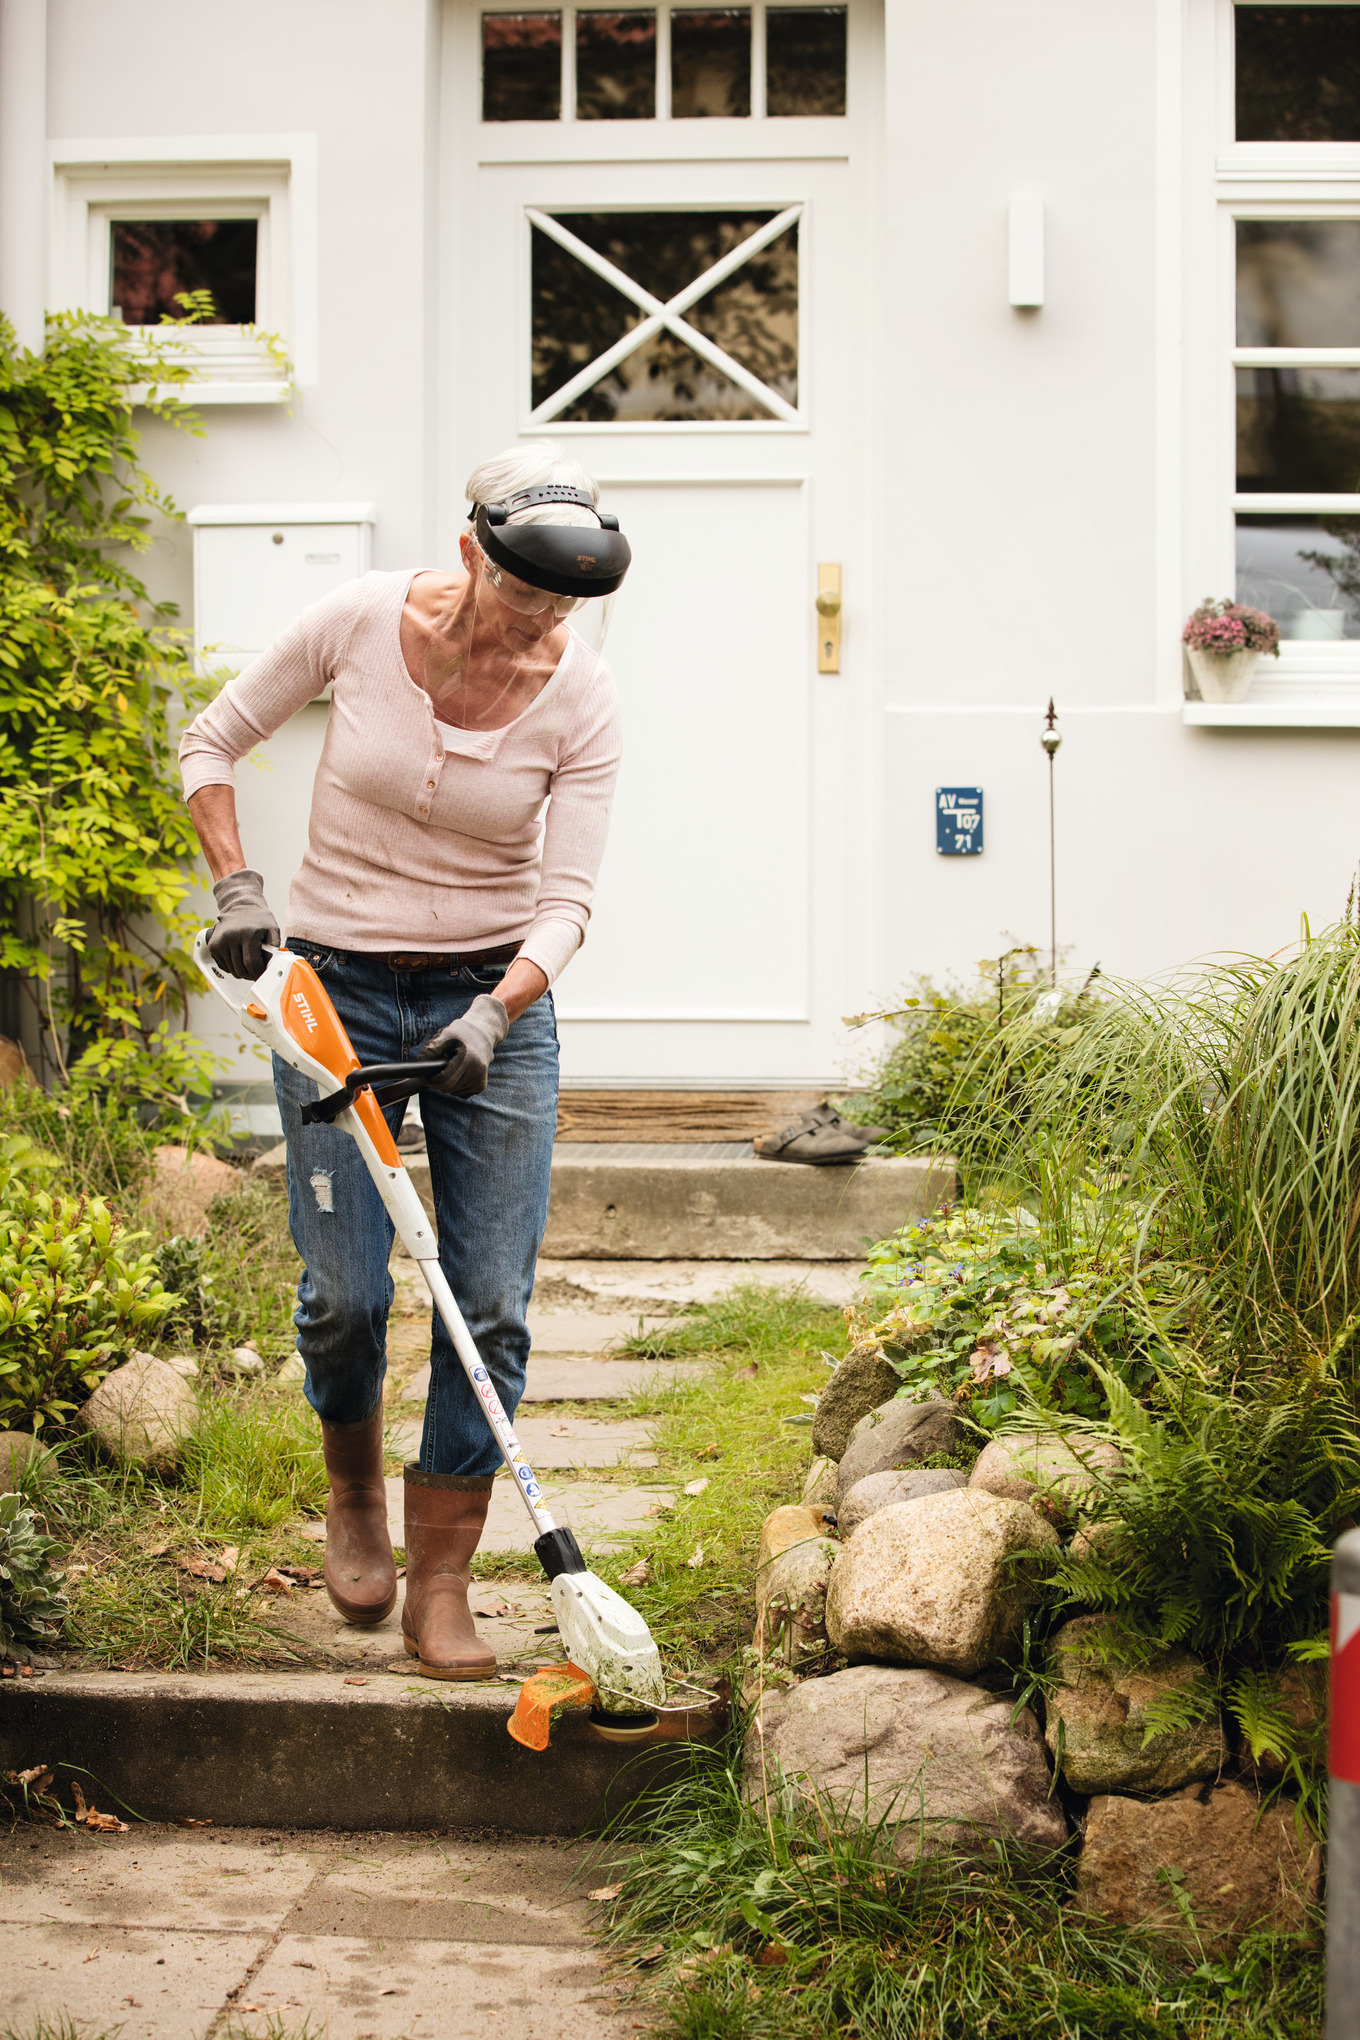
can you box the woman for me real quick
[180,447,627,1679]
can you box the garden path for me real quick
[0,1820,631,2040]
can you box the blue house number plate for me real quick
[936,786,983,856]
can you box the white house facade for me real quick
[5,0,1360,1106]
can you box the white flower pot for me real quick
[1185,647,1260,704]
[1286,608,1347,641]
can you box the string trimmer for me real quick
[195,931,666,1748]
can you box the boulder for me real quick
[1238,1665,1326,1787]
[746,1663,1066,1863]
[826,1489,1058,1675]
[801,1455,838,1506]
[277,1355,308,1385]
[1076,1782,1320,1954]
[1044,1616,1226,1794]
[78,1353,197,1474]
[835,1400,959,1506]
[968,1431,1123,1519]
[758,1504,838,1575]
[812,1346,901,1460]
[145,1144,244,1239]
[754,1536,838,1666]
[838,1466,968,1539]
[161,1353,199,1381]
[0,1431,55,1488]
[222,1346,265,1377]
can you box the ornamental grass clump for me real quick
[1182,596,1281,658]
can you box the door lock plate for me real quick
[816,563,842,672]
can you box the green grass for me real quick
[593,1737,1324,2040]
[570,1285,845,1667]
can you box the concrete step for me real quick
[0,1668,716,1834]
[534,1256,866,1309]
[255,1141,951,1259]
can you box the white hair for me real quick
[464,443,602,530]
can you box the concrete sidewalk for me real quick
[1,1821,633,2039]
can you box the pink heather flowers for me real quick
[1183,597,1281,658]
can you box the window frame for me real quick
[478,0,847,126]
[47,136,319,402]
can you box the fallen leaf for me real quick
[472,1595,511,1618]
[734,1364,758,1380]
[550,1424,571,1436]
[645,1502,671,1518]
[757,1944,788,1967]
[178,1818,213,1829]
[146,1541,170,1558]
[686,1545,705,1570]
[180,1555,229,1585]
[695,1443,720,1461]
[380,1988,399,1995]
[274,1564,323,1584]
[343,1676,369,1686]
[636,1943,664,1968]
[71,1782,88,1818]
[683,1478,709,1497]
[258,1569,295,1595]
[218,1546,240,1575]
[618,1560,651,1587]
[10,1764,54,1793]
[589,1883,624,1902]
[82,1951,100,1963]
[85,1811,131,1833]
[19,1665,34,1678]
[299,1523,327,1543]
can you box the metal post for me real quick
[1330,1528,1360,2039]
[1039,700,1062,988]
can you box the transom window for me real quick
[482,3,845,121]
[529,206,799,422]
[1235,4,1360,142]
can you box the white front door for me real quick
[441,0,882,1086]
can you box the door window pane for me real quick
[1237,512,1360,637]
[1238,367,1360,493]
[766,6,846,116]
[671,9,750,117]
[1237,222,1360,347]
[483,12,562,121]
[1236,6,1360,143]
[531,209,797,420]
[110,219,257,325]
[576,11,656,118]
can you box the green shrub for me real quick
[0,1140,179,1431]
[0,1491,68,1656]
[841,947,1100,1157]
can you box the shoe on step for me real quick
[754,1101,890,1166]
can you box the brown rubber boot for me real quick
[320,1411,398,1625]
[401,1466,497,1680]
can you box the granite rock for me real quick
[1076,1782,1320,1953]
[0,1431,54,1488]
[746,1663,1067,1862]
[78,1352,197,1473]
[812,1347,902,1461]
[758,1504,838,1575]
[834,1400,959,1506]
[826,1488,1058,1674]
[968,1431,1123,1519]
[1044,1615,1226,1794]
[837,1466,967,1539]
[144,1144,244,1239]
[754,1537,838,1666]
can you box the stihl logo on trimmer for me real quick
[291,990,319,1033]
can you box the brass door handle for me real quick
[817,564,842,672]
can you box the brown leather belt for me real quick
[385,943,522,973]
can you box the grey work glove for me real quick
[419,995,510,1099]
[206,868,280,980]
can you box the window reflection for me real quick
[1237,514,1360,639]
[482,12,562,121]
[672,9,751,117]
[1235,5,1360,143]
[766,6,846,116]
[576,11,657,118]
[531,210,797,420]
[1237,222,1360,349]
[1238,368,1360,494]
[110,219,257,325]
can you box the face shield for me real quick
[422,486,630,716]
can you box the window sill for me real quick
[133,380,290,407]
[124,327,290,407]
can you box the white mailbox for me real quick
[186,502,376,677]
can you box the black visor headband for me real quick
[473,485,631,599]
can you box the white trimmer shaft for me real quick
[194,932,665,1716]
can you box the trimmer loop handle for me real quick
[299,1057,448,1126]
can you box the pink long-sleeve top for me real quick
[178,570,623,985]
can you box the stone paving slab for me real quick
[0,1827,628,2039]
[534,1254,867,1310]
[273,1574,556,1669]
[382,1477,673,1554]
[395,1353,712,1405]
[525,1310,662,1351]
[390,1414,657,1471]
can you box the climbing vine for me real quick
[0,307,216,1098]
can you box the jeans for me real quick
[271,939,559,1479]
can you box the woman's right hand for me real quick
[207,869,280,980]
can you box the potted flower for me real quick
[1182,598,1281,703]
